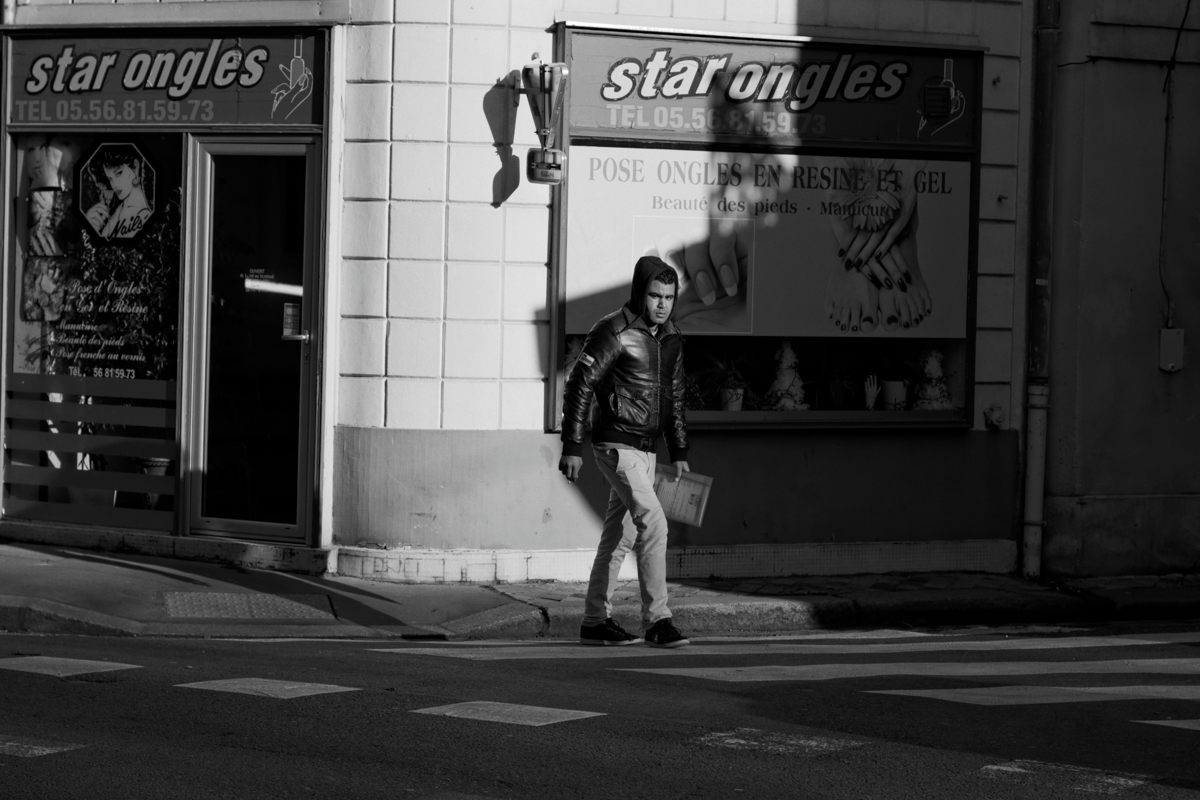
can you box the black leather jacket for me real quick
[561,305,689,461]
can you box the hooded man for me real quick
[558,255,691,648]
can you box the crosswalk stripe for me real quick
[0,657,141,677]
[615,658,1200,682]
[175,678,360,699]
[411,701,604,726]
[1134,719,1200,731]
[0,735,86,758]
[697,728,863,755]
[980,759,1148,791]
[869,685,1200,705]
[371,634,1200,661]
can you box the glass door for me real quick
[184,138,318,542]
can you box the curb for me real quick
[0,595,413,640]
[0,595,143,637]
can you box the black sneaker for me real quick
[580,618,642,646]
[644,619,689,648]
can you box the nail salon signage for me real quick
[568,32,978,147]
[7,31,324,128]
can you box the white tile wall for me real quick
[503,265,550,321]
[331,0,1029,433]
[388,319,444,377]
[444,321,501,378]
[447,144,506,202]
[343,141,391,199]
[445,262,502,319]
[443,380,500,428]
[346,24,394,82]
[977,223,1016,275]
[386,378,442,428]
[341,260,388,317]
[344,83,392,140]
[342,201,389,258]
[828,0,879,29]
[501,381,547,429]
[451,27,511,85]
[395,0,452,24]
[449,85,498,143]
[446,204,503,261]
[338,377,385,426]
[453,0,509,26]
[502,323,548,379]
[340,318,387,375]
[390,202,446,260]
[976,276,1015,329]
[392,84,449,140]
[391,142,448,201]
[394,25,451,82]
[389,260,445,318]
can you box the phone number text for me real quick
[605,104,826,136]
[13,98,215,124]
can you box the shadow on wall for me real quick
[483,73,523,207]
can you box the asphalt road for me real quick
[3,624,1200,799]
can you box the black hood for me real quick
[626,255,674,316]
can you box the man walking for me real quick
[559,255,691,648]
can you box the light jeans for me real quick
[584,446,671,628]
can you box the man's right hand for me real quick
[559,455,583,483]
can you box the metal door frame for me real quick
[180,135,321,543]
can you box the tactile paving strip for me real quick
[163,592,334,620]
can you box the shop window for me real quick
[6,134,182,528]
[552,28,980,429]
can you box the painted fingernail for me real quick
[867,275,883,289]
[837,248,845,258]
[903,271,913,283]
[718,264,738,296]
[887,315,898,325]
[854,258,863,268]
[695,271,716,306]
[898,281,907,293]
[884,278,893,289]
[844,259,854,270]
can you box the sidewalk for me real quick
[1,540,1199,640]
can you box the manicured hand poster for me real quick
[565,145,970,339]
[12,133,181,381]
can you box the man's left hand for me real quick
[673,461,690,481]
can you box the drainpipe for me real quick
[1022,0,1060,578]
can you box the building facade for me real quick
[0,0,1046,581]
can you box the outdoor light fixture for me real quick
[517,55,569,185]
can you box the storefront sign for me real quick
[569,33,976,147]
[566,145,970,338]
[8,33,321,127]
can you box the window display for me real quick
[556,29,981,427]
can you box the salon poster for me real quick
[568,32,977,147]
[12,133,182,381]
[565,145,970,338]
[8,32,321,128]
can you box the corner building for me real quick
[0,0,1034,582]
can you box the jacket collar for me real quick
[617,305,680,338]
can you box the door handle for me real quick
[282,331,310,343]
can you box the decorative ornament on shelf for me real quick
[913,347,955,410]
[765,338,809,410]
